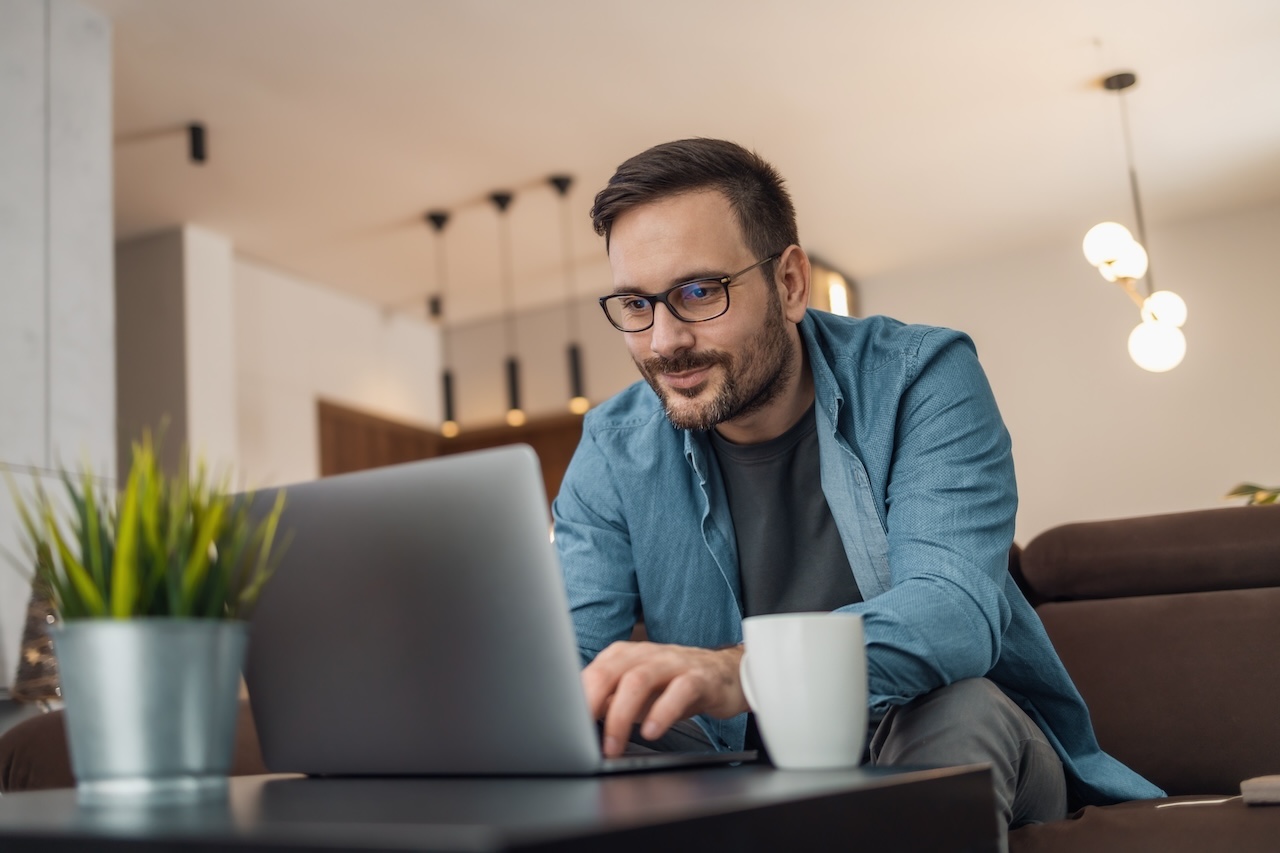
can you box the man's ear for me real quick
[775,245,811,323]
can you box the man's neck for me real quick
[713,347,815,446]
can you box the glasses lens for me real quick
[602,281,730,331]
[670,281,728,321]
[604,294,654,331]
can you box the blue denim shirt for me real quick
[552,310,1163,805]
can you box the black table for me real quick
[0,764,997,852]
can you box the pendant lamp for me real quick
[1082,71,1188,373]
[550,175,590,415]
[491,191,525,427]
[425,211,459,437]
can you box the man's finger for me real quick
[599,660,680,753]
[601,667,664,757]
[581,641,647,719]
[581,660,620,720]
[639,671,702,742]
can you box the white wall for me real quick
[0,0,113,688]
[862,199,1280,543]
[234,258,442,488]
[183,226,238,470]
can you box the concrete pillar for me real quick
[116,225,239,478]
[0,0,113,689]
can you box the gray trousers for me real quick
[869,677,1067,846]
[631,677,1066,841]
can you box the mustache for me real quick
[641,351,731,376]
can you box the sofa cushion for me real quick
[1020,505,1280,601]
[1009,796,1280,853]
[1037,587,1280,795]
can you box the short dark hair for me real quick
[590,139,798,260]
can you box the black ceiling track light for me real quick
[425,210,458,437]
[550,175,589,416]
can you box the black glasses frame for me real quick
[598,254,780,333]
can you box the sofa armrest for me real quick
[1021,505,1280,602]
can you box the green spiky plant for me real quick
[5,435,288,620]
[1225,483,1280,506]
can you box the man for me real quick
[551,139,1161,831]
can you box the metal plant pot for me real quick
[50,618,248,802]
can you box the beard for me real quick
[636,291,797,432]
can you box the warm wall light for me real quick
[1082,71,1188,372]
[808,257,859,317]
[828,276,850,317]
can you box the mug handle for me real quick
[739,654,759,711]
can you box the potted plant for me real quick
[1225,483,1280,505]
[4,434,287,801]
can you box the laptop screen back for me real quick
[243,445,604,775]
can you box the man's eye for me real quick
[620,296,651,313]
[679,283,715,301]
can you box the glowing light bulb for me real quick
[441,420,459,438]
[1141,290,1188,328]
[1128,320,1186,372]
[1082,222,1134,267]
[1099,239,1148,282]
[568,396,590,415]
[506,409,526,427]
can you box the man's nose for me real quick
[647,303,695,357]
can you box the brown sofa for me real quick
[1008,504,1280,852]
[0,698,267,792]
[5,505,1279,850]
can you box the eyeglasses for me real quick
[598,255,779,333]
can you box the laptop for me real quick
[242,444,755,775]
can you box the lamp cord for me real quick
[1117,90,1155,295]
[434,228,450,370]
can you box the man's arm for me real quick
[839,331,1018,709]
[552,425,642,665]
[554,425,747,756]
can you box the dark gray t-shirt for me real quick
[709,404,862,617]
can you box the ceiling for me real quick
[91,0,1280,326]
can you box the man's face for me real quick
[606,190,798,433]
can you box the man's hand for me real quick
[581,641,747,758]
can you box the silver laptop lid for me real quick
[243,445,604,775]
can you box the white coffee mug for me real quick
[739,612,868,770]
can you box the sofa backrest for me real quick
[1020,505,1280,796]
